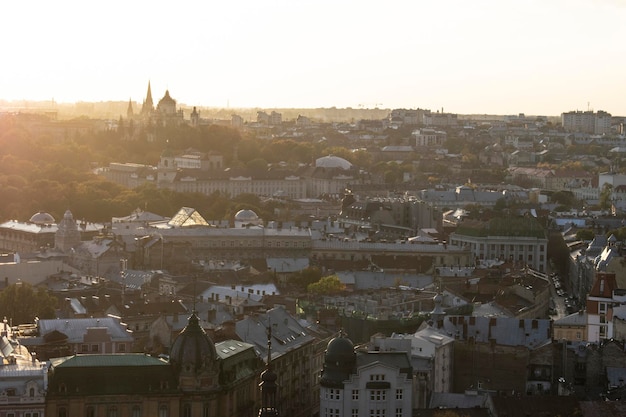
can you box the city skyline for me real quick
[2,0,625,116]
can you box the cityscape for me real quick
[1,83,626,417]
[2,1,626,417]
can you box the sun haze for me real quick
[1,0,625,115]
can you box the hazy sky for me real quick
[2,0,625,115]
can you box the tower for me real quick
[169,312,220,392]
[126,98,134,119]
[258,322,279,417]
[141,81,154,118]
[54,210,81,253]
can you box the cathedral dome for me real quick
[315,155,352,170]
[29,211,56,225]
[320,333,356,388]
[157,90,177,115]
[169,313,217,374]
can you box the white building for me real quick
[0,324,47,417]
[319,334,413,417]
[448,217,548,272]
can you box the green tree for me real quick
[291,267,323,291]
[0,282,57,325]
[599,183,613,210]
[307,275,345,295]
[575,229,595,241]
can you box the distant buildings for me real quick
[561,110,612,135]
[448,216,549,272]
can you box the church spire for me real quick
[141,81,154,117]
[127,98,134,119]
[258,319,279,417]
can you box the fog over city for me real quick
[1,0,625,115]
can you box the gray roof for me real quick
[355,351,412,377]
[439,316,551,349]
[49,353,167,368]
[235,306,314,363]
[429,392,490,409]
[266,257,309,273]
[554,311,587,326]
[335,270,433,290]
[215,339,255,360]
[36,317,133,343]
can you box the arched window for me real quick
[131,405,142,417]
[29,387,35,397]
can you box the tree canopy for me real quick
[0,282,58,325]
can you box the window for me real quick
[30,387,35,397]
[369,374,385,381]
[6,388,16,396]
[369,390,386,401]
[159,405,169,417]
[396,389,403,400]
[86,406,95,417]
[108,406,118,417]
[91,344,99,352]
[118,343,126,352]
[352,389,359,400]
[183,404,192,417]
[352,409,359,417]
[599,303,607,314]
[396,408,403,417]
[576,332,582,340]
[81,344,88,352]
[58,408,68,417]
[600,315,607,324]
[132,406,141,417]
[329,388,341,400]
[203,404,210,417]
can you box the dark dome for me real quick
[325,335,355,363]
[29,211,56,225]
[320,334,356,388]
[169,313,217,374]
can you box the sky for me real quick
[1,0,625,116]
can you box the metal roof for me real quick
[49,353,168,368]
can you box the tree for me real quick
[291,267,323,291]
[575,229,595,241]
[599,183,613,210]
[0,282,58,325]
[307,275,345,295]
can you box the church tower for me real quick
[55,210,81,253]
[258,323,279,417]
[141,81,154,118]
[126,98,134,119]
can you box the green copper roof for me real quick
[50,353,168,368]
[455,217,546,239]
